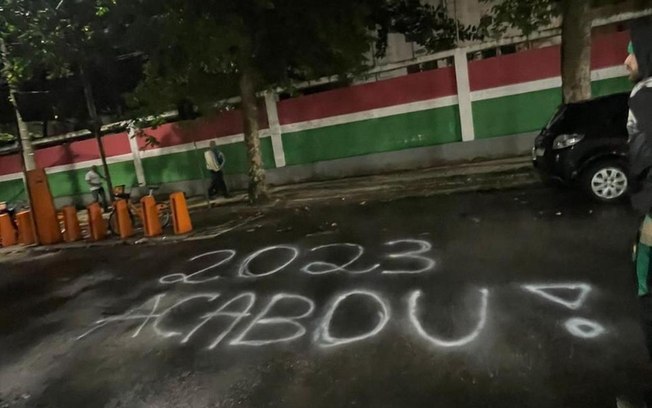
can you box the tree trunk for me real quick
[239,67,268,204]
[80,64,113,196]
[0,38,36,171]
[561,0,592,103]
[11,95,34,170]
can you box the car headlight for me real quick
[552,133,584,150]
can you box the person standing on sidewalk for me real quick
[85,165,109,211]
[205,141,230,198]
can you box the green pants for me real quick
[637,215,652,296]
[637,216,652,358]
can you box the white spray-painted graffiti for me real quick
[408,289,489,348]
[77,239,608,349]
[302,244,380,275]
[315,290,390,347]
[158,239,436,283]
[522,283,592,310]
[230,293,315,347]
[521,282,605,339]
[383,239,435,274]
[159,250,236,284]
[564,318,606,339]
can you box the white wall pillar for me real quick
[453,48,476,142]
[127,127,147,186]
[264,91,286,168]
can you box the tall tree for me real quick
[116,0,472,203]
[0,37,35,171]
[479,0,626,103]
[0,0,129,194]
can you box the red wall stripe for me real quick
[591,30,629,69]
[137,106,269,150]
[470,31,630,92]
[277,67,457,125]
[0,106,271,174]
[469,45,561,92]
[35,132,131,169]
[0,133,131,175]
[0,154,22,176]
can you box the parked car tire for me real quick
[581,159,629,203]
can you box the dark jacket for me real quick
[628,18,652,214]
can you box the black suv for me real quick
[532,92,630,202]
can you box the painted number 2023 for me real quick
[159,239,437,284]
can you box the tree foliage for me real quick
[478,0,626,38]
[0,0,136,189]
[0,0,123,84]
[478,0,560,37]
[0,0,140,128]
[119,0,473,113]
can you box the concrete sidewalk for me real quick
[1,155,539,255]
[188,155,537,210]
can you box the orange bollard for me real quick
[0,213,17,247]
[62,206,82,242]
[15,211,36,245]
[170,192,193,235]
[86,202,107,241]
[114,199,134,239]
[141,196,162,237]
[25,169,62,245]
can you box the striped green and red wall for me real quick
[0,31,633,203]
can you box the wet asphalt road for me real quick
[0,186,649,408]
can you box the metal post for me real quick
[453,48,475,142]
[127,124,146,187]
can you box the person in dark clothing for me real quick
[627,22,652,213]
[204,141,230,198]
[616,19,652,408]
[628,18,652,362]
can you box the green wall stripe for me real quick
[46,161,138,198]
[141,138,276,184]
[281,105,462,166]
[592,76,632,97]
[0,178,27,203]
[473,88,561,140]
[0,161,137,202]
[473,76,632,140]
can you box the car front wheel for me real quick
[582,160,629,203]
